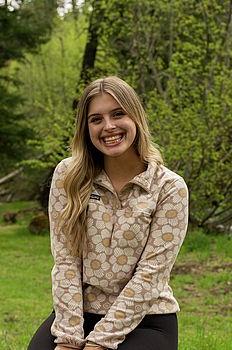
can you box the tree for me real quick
[12,13,87,168]
[0,79,32,171]
[2,0,231,229]
[0,0,56,67]
[94,0,232,229]
[0,0,57,172]
[79,0,106,85]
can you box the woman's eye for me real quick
[90,116,102,123]
[113,111,125,118]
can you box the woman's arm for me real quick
[86,177,188,349]
[50,159,85,348]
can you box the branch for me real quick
[212,212,232,225]
[200,203,220,226]
[212,206,232,218]
[0,168,23,186]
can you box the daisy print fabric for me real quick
[50,158,188,349]
[49,159,85,348]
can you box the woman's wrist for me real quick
[86,341,99,346]
[55,344,82,350]
[85,341,106,349]
[85,341,101,347]
[55,341,105,350]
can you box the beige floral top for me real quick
[49,158,188,349]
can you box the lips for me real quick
[102,134,124,145]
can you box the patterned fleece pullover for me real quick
[49,158,188,349]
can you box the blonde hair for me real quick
[61,76,163,256]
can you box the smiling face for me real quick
[87,93,137,161]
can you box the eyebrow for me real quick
[87,107,124,119]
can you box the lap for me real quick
[27,312,55,350]
[27,312,178,350]
[118,314,178,350]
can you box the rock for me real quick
[3,211,17,223]
[28,213,49,235]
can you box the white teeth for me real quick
[103,135,123,144]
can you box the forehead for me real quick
[88,92,121,115]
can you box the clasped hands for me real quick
[84,346,105,350]
[55,343,106,350]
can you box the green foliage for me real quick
[1,0,231,227]
[0,0,56,67]
[0,76,33,172]
[146,1,232,227]
[0,0,57,172]
[13,14,87,168]
[95,0,232,228]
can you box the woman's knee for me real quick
[27,312,55,350]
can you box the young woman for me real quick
[28,76,188,350]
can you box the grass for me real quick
[173,228,232,350]
[0,201,53,350]
[0,201,231,350]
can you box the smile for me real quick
[102,134,124,145]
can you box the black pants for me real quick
[28,311,178,350]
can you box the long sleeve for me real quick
[49,159,85,348]
[86,177,188,349]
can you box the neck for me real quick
[104,151,146,183]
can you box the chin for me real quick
[104,148,130,159]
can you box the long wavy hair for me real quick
[60,76,163,256]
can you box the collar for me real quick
[93,162,157,193]
[128,162,156,192]
[93,170,113,192]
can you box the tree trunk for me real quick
[79,0,105,85]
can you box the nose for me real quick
[103,116,116,131]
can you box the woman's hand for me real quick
[84,343,106,350]
[84,346,106,350]
[55,345,81,350]
[55,344,106,350]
